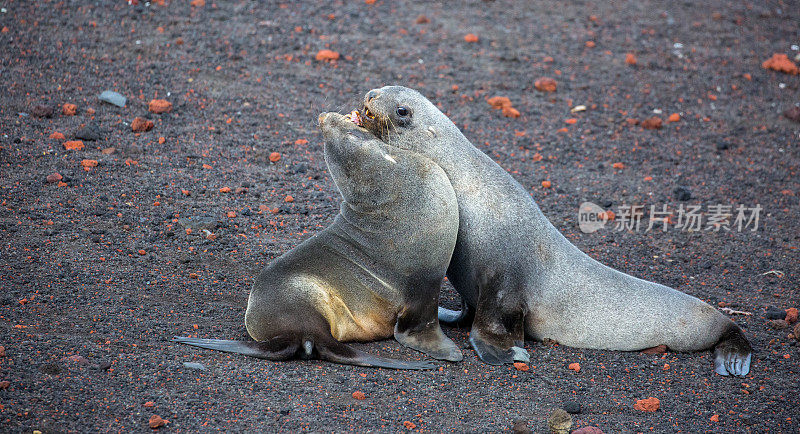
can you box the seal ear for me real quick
[427,126,437,138]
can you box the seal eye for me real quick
[396,106,409,117]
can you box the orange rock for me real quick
[585,40,596,48]
[785,307,798,324]
[762,53,799,75]
[625,53,637,65]
[269,152,281,162]
[315,49,340,62]
[189,0,205,6]
[641,117,663,129]
[365,0,376,4]
[634,397,660,412]
[64,140,84,151]
[219,187,232,193]
[86,108,95,115]
[403,421,416,430]
[612,162,624,169]
[149,414,168,429]
[62,103,77,116]
[565,118,577,124]
[532,153,543,162]
[415,15,430,24]
[513,362,530,372]
[464,33,479,43]
[487,96,512,109]
[285,195,294,203]
[295,139,309,145]
[0,346,5,357]
[102,147,116,155]
[131,117,154,133]
[81,159,99,169]
[351,391,366,400]
[138,249,147,255]
[668,113,681,122]
[541,180,552,188]
[502,106,520,118]
[534,77,557,92]
[568,362,580,372]
[0,381,9,390]
[144,401,155,408]
[49,132,66,140]
[46,173,63,183]
[158,136,165,144]
[600,210,615,221]
[148,99,173,114]
[227,211,236,218]
[710,414,720,422]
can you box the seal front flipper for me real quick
[394,292,463,362]
[711,324,753,377]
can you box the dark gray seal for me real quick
[358,85,752,377]
[173,111,462,369]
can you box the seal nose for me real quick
[365,89,380,103]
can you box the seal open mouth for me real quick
[345,107,378,128]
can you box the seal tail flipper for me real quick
[172,336,436,370]
[712,324,753,377]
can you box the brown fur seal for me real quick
[173,111,462,369]
[358,85,752,377]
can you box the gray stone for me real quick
[98,90,126,107]
[182,362,206,371]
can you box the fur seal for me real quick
[173,111,462,368]
[358,85,752,377]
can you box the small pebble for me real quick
[511,418,532,434]
[182,362,206,371]
[573,427,604,434]
[673,186,692,201]
[563,401,581,414]
[547,408,572,434]
[634,397,660,412]
[766,307,786,320]
[99,90,127,107]
[31,105,54,118]
[149,415,168,429]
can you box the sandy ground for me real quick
[1,0,798,432]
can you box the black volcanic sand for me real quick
[1,1,798,432]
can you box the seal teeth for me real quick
[345,109,362,126]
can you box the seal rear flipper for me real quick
[712,324,753,377]
[171,336,300,360]
[315,336,437,370]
